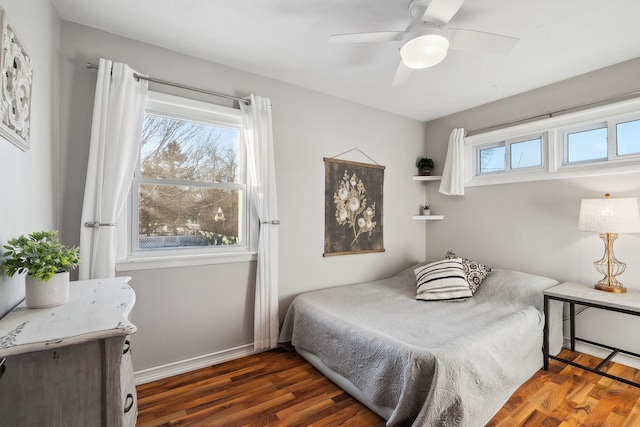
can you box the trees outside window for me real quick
[131,93,246,252]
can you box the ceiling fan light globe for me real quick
[400,34,449,69]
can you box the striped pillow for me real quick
[414,258,472,301]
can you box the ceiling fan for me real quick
[330,0,519,86]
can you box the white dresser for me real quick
[0,276,137,427]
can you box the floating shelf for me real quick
[412,175,442,181]
[412,215,445,220]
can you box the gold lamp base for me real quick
[593,232,627,293]
[594,283,626,293]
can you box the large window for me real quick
[465,98,640,186]
[128,92,251,261]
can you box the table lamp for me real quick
[578,193,640,293]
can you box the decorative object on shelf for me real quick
[420,204,430,215]
[324,150,385,256]
[578,193,640,293]
[0,8,33,151]
[1,230,80,308]
[416,157,434,176]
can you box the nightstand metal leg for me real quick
[544,284,640,388]
[569,302,575,351]
[543,295,549,370]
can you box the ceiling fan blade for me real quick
[421,0,465,25]
[449,28,519,54]
[329,31,404,43]
[391,62,413,87]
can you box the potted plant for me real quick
[416,157,435,176]
[420,204,431,216]
[1,230,80,308]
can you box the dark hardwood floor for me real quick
[136,348,640,426]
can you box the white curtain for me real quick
[439,128,466,196]
[240,95,279,351]
[79,58,148,280]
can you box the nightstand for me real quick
[543,281,640,388]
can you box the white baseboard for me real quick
[563,337,640,370]
[133,339,639,387]
[134,343,257,385]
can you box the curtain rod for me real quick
[466,89,640,136]
[86,62,250,105]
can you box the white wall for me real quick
[58,22,427,373]
[423,58,640,356]
[0,0,59,317]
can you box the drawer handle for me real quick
[123,340,131,355]
[0,358,6,380]
[124,393,135,413]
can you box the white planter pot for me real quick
[25,272,70,308]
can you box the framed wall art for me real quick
[323,157,385,256]
[0,8,32,151]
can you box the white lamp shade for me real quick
[578,196,640,233]
[400,33,449,69]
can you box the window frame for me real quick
[116,91,257,271]
[509,135,545,171]
[475,133,546,177]
[465,97,640,187]
[561,121,608,166]
[476,142,506,175]
[612,112,640,158]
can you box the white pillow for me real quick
[415,258,472,301]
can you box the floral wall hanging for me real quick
[323,157,385,256]
[0,8,32,151]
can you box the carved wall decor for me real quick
[0,8,32,151]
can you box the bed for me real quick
[278,261,564,427]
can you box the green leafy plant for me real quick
[1,230,80,282]
[416,157,435,170]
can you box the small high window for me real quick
[616,119,640,156]
[511,137,543,169]
[466,99,640,187]
[477,135,543,176]
[565,124,607,164]
[479,144,505,174]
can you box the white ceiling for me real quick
[53,0,640,122]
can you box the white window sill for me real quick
[466,159,640,187]
[116,251,257,272]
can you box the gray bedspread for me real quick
[279,266,563,427]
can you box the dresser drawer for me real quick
[121,337,137,427]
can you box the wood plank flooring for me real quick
[136,348,640,426]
